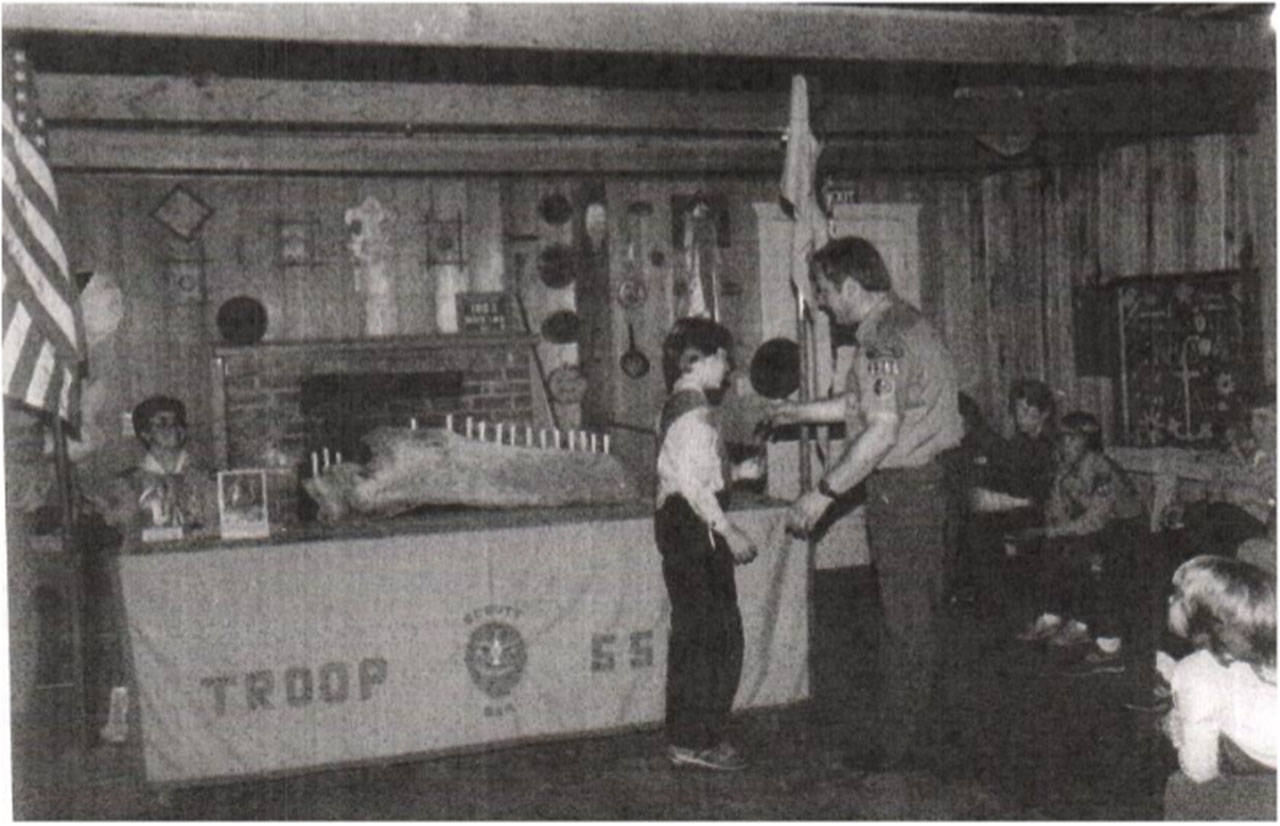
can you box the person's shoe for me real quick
[1068,646,1126,676]
[1016,614,1062,643]
[1048,620,1091,647]
[667,742,746,772]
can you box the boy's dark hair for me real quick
[1172,554,1276,670]
[1008,379,1056,420]
[661,317,733,391]
[1058,410,1103,452]
[132,395,187,443]
[809,237,892,293]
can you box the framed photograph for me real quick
[217,469,270,540]
[426,215,465,267]
[152,185,214,241]
[456,291,510,334]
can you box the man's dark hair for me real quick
[132,395,187,442]
[661,317,733,391]
[809,236,892,293]
[1009,379,1056,420]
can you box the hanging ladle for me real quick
[620,322,650,379]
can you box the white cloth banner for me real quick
[118,507,809,783]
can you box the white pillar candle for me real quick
[335,451,342,464]
[323,447,331,468]
[603,435,611,455]
[554,430,562,449]
[466,417,474,438]
[569,431,577,451]
[540,429,548,449]
[590,433,598,453]
[478,421,487,441]
[410,417,418,430]
[311,452,319,477]
[496,423,504,444]
[445,414,453,433]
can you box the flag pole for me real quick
[793,285,812,493]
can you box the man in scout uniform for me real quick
[768,236,963,774]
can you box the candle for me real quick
[526,426,533,447]
[311,452,319,477]
[323,447,331,468]
[410,417,418,430]
[590,433,598,453]
[567,431,576,451]
[335,451,342,464]
[554,430,562,449]
[540,429,548,449]
[496,423,504,444]
[466,417,474,438]
[603,435,611,454]
[478,421,487,441]
[446,414,454,433]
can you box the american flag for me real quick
[3,47,85,428]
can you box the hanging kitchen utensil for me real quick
[620,322,650,379]
[539,191,573,226]
[749,337,801,399]
[616,276,648,309]
[538,243,578,289]
[216,295,268,346]
[541,309,581,344]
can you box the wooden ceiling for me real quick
[5,3,1275,175]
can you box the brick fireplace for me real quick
[212,333,540,469]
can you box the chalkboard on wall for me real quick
[1116,269,1261,448]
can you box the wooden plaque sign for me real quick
[456,291,510,334]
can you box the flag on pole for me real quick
[3,48,85,428]
[779,75,833,405]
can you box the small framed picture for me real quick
[456,291,510,334]
[217,469,270,540]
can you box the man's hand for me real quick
[726,524,759,565]
[762,400,802,429]
[786,490,832,536]
[733,456,765,482]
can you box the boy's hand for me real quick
[762,400,801,429]
[786,490,831,536]
[727,524,759,565]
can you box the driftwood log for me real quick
[303,427,639,521]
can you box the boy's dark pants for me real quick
[655,494,744,751]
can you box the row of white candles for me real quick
[311,415,612,477]
[420,414,611,455]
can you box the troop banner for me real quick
[117,507,809,783]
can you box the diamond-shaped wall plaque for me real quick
[152,185,214,240]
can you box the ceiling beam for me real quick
[46,126,1042,175]
[36,73,1260,138]
[5,4,1272,72]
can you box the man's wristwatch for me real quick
[817,478,839,499]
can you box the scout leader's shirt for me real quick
[845,294,963,469]
[655,376,732,534]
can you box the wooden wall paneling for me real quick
[1099,143,1154,279]
[468,179,505,294]
[980,173,1015,431]
[1192,135,1230,272]
[1244,100,1277,380]
[935,180,983,398]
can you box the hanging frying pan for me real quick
[620,323,650,379]
[538,243,578,289]
[539,191,573,226]
[541,309,581,344]
[749,337,801,399]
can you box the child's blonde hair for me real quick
[1171,554,1276,670]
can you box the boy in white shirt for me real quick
[654,317,761,772]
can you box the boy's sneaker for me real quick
[1069,646,1127,677]
[1016,614,1062,643]
[1048,620,1091,647]
[667,742,747,772]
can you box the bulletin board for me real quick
[1115,269,1262,447]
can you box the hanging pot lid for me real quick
[749,337,801,399]
[216,295,268,346]
[539,192,573,226]
[538,243,578,289]
[541,309,581,344]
